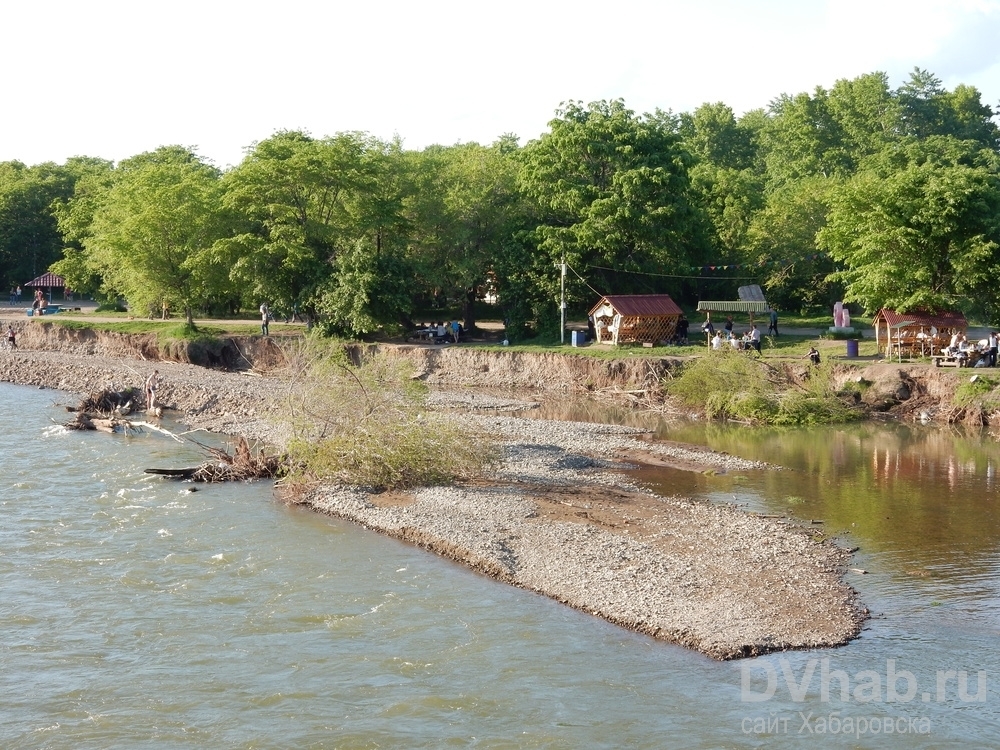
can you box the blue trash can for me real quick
[846,339,859,358]
[571,330,586,347]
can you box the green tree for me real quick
[403,138,524,331]
[83,146,228,326]
[219,130,409,333]
[0,161,77,291]
[819,137,1000,316]
[519,99,706,326]
[49,157,116,298]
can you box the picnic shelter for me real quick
[588,294,683,345]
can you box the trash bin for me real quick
[571,330,586,347]
[846,339,859,358]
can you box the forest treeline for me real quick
[1,68,998,336]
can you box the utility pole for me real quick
[560,255,566,344]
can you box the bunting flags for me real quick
[690,253,830,272]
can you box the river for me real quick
[2,382,998,748]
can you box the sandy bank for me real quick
[0,344,867,660]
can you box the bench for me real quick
[931,355,963,367]
[931,353,980,368]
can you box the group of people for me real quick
[7,286,21,305]
[30,290,48,314]
[414,321,463,343]
[709,324,763,354]
[943,331,999,367]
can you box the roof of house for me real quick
[873,308,968,330]
[25,272,66,288]
[589,294,683,317]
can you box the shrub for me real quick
[282,340,495,490]
[668,348,862,425]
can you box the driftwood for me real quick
[64,412,143,434]
[145,436,284,483]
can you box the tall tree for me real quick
[83,146,228,326]
[0,161,76,291]
[819,137,1000,316]
[519,99,706,323]
[218,130,408,333]
[403,138,524,331]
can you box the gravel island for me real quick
[1,343,867,660]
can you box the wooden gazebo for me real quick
[588,294,683,345]
[872,308,968,355]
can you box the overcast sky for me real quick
[2,0,998,169]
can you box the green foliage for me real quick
[954,376,1000,407]
[668,349,861,425]
[820,136,1000,316]
[75,146,230,326]
[518,99,708,312]
[283,343,495,489]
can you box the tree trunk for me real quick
[463,288,477,332]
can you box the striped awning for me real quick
[25,272,65,288]
[696,301,769,313]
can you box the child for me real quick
[6,325,16,350]
[806,346,820,365]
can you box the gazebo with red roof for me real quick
[25,272,66,301]
[872,308,968,355]
[588,294,683,345]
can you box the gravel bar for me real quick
[1,347,867,660]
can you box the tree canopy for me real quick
[3,67,993,335]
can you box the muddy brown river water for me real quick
[3,384,998,748]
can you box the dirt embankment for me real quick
[7,321,992,425]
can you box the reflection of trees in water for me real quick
[656,420,1000,568]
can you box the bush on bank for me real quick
[667,349,862,425]
[281,340,495,490]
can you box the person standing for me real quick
[768,308,779,337]
[145,370,159,409]
[724,316,734,335]
[260,302,270,336]
[6,325,16,350]
[989,331,998,367]
[15,285,21,304]
[749,324,762,354]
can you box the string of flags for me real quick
[690,253,830,272]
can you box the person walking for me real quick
[259,302,270,336]
[767,308,779,337]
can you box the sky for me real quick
[2,0,999,169]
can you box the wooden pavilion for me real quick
[588,294,683,345]
[696,284,770,325]
[25,272,67,302]
[872,308,968,356]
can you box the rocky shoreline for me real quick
[0,344,867,660]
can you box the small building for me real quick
[872,309,968,355]
[25,272,67,302]
[588,294,683,345]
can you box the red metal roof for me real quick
[874,308,967,330]
[589,294,683,317]
[25,272,65,288]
